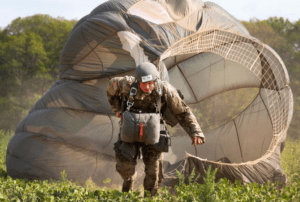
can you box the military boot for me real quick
[144,178,158,197]
[122,178,134,192]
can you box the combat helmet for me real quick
[135,62,160,83]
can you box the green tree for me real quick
[0,15,76,132]
[4,14,76,78]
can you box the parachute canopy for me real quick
[7,0,293,188]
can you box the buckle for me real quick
[127,100,134,108]
[130,87,137,96]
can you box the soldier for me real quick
[106,62,205,196]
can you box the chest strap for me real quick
[126,80,163,113]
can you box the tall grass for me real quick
[0,131,299,201]
[281,138,300,182]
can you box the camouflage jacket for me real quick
[106,76,204,139]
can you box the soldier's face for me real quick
[139,81,154,94]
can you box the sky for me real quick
[1,0,299,29]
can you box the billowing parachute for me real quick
[7,0,293,188]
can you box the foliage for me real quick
[281,139,300,182]
[0,15,76,132]
[0,130,300,201]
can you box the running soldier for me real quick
[106,62,205,196]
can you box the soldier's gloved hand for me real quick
[192,133,205,145]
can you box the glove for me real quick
[192,133,205,145]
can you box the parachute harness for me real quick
[125,81,162,113]
[126,83,138,111]
[120,80,170,146]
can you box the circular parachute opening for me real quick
[161,29,293,184]
[163,50,275,164]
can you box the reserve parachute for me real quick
[6,0,293,188]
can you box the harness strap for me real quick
[126,80,164,113]
[126,82,139,111]
[154,80,163,113]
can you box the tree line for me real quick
[0,15,299,138]
[0,15,76,131]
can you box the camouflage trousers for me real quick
[115,143,163,196]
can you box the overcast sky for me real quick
[1,0,299,29]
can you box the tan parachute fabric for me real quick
[6,0,293,188]
[160,30,293,186]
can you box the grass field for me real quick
[0,131,299,201]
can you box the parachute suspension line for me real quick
[177,64,197,101]
[105,115,115,149]
[233,120,245,162]
[257,88,270,156]
[250,45,264,71]
[225,35,237,58]
[91,151,99,179]
[194,144,198,157]
[163,160,186,179]
[74,29,117,67]
[81,27,104,71]
[196,32,200,51]
[212,30,216,49]
[259,89,275,152]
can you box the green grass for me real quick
[0,131,300,201]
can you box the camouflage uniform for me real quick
[107,76,203,195]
